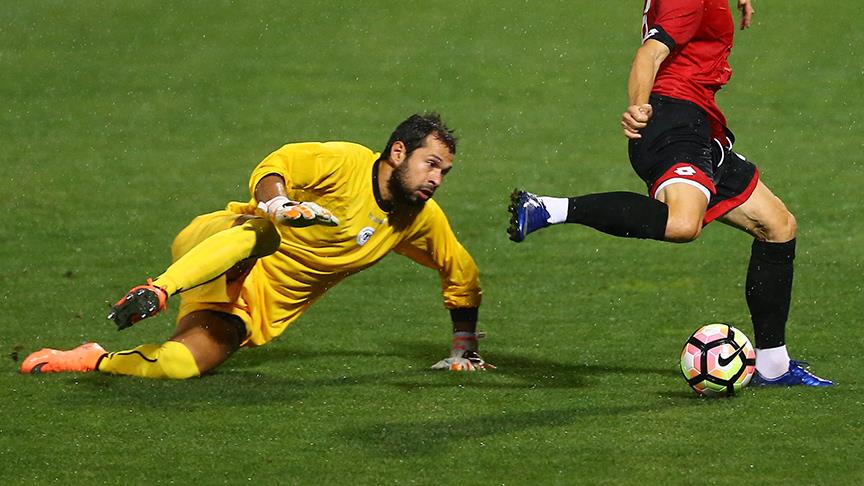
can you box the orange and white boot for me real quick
[20,342,107,374]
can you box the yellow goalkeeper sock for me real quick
[152,218,279,295]
[97,341,200,379]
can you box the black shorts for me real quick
[628,94,759,225]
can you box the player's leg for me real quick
[91,243,256,378]
[97,310,246,378]
[155,215,279,296]
[508,178,707,243]
[108,213,280,329]
[719,179,796,242]
[96,213,264,378]
[654,183,708,243]
[719,180,831,386]
[508,95,712,244]
[22,212,273,376]
[26,252,257,377]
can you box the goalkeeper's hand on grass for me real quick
[430,331,495,371]
[431,350,495,371]
[257,196,339,227]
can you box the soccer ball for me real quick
[680,323,756,396]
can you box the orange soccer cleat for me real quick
[107,278,168,330]
[20,342,107,374]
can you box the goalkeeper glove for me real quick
[431,350,495,371]
[257,196,339,227]
[430,331,495,371]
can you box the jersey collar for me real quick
[372,159,393,213]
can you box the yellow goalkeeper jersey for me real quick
[218,141,481,345]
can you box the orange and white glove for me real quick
[257,196,339,227]
[430,331,495,371]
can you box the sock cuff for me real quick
[151,275,178,296]
[751,238,796,264]
[540,196,569,225]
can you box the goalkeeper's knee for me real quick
[242,217,281,258]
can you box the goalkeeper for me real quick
[22,113,490,378]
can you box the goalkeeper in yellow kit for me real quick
[21,113,490,378]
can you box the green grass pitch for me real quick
[2,1,862,483]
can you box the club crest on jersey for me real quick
[356,226,375,246]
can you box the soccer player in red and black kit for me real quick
[508,0,832,386]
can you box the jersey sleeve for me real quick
[247,142,373,200]
[394,202,482,310]
[645,0,704,51]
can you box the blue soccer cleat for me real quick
[508,189,551,242]
[751,360,833,387]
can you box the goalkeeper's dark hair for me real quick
[380,113,457,161]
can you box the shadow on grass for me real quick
[235,339,678,389]
[336,400,700,457]
[37,340,680,410]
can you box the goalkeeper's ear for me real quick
[386,140,407,168]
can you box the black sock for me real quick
[746,239,795,348]
[566,192,668,240]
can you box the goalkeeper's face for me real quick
[388,135,454,206]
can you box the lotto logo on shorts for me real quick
[674,166,697,176]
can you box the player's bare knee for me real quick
[244,218,281,257]
[763,210,797,242]
[665,217,702,243]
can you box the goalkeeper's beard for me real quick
[387,162,427,208]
